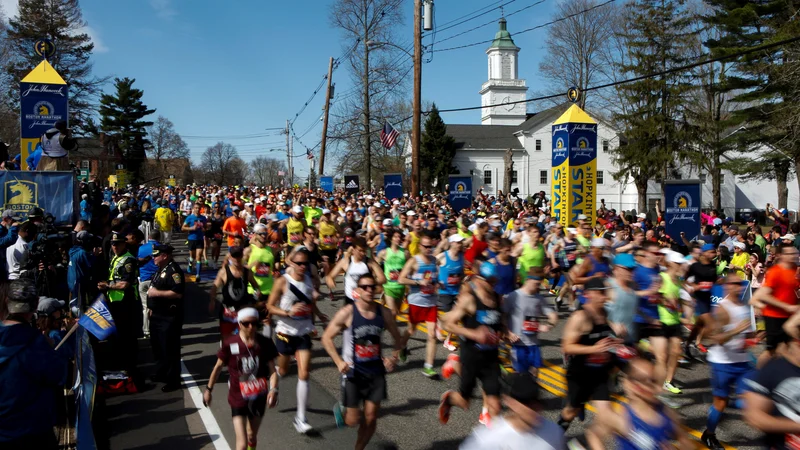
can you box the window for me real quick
[602,140,609,152]
[720,173,725,184]
[535,139,542,151]
[597,170,604,185]
[540,170,548,185]
[81,160,90,169]
[511,170,518,184]
[700,173,707,183]
[484,170,492,185]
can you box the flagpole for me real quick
[55,321,80,351]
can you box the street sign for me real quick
[34,39,56,59]
[78,169,89,182]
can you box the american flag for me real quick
[306,148,314,160]
[380,122,400,149]
[278,171,285,176]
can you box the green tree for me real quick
[704,0,800,209]
[611,0,697,211]
[5,0,108,133]
[420,104,457,192]
[99,77,155,182]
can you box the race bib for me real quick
[222,306,238,323]
[354,339,381,362]
[615,346,637,361]
[586,352,610,367]
[567,253,577,261]
[290,234,303,244]
[421,284,435,295]
[389,270,400,281]
[648,295,660,305]
[447,274,461,285]
[255,264,271,277]
[214,233,223,240]
[290,303,312,320]
[323,236,335,245]
[787,434,800,450]
[240,377,268,400]
[698,282,713,292]
[475,330,499,350]
[522,316,539,335]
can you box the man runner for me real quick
[376,228,407,316]
[243,224,275,301]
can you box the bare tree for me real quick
[147,115,189,178]
[200,142,242,185]
[329,0,406,189]
[0,6,20,147]
[537,0,617,109]
[251,156,287,187]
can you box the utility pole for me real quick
[290,134,295,186]
[319,56,334,176]
[363,25,372,191]
[285,119,292,187]
[411,0,422,197]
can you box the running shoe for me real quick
[399,347,409,363]
[549,289,558,295]
[332,403,345,428]
[657,394,681,409]
[293,417,313,434]
[422,367,438,378]
[701,430,724,450]
[678,355,690,364]
[663,381,682,394]
[443,341,457,352]
[638,339,651,353]
[438,390,453,425]
[478,411,491,426]
[442,353,459,380]
[696,343,709,353]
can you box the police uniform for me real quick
[106,232,141,377]
[148,245,185,388]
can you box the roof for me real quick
[553,104,596,125]
[488,18,519,50]
[21,60,67,85]
[517,102,572,132]
[447,124,524,150]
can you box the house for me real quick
[72,134,123,182]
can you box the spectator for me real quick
[138,229,161,337]
[36,297,73,357]
[154,200,175,244]
[0,211,19,279]
[80,193,92,222]
[25,143,42,171]
[5,221,36,280]
[38,120,77,172]
[0,279,67,449]
[68,230,96,313]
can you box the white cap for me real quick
[637,213,647,219]
[590,237,606,248]
[393,200,400,205]
[245,202,253,207]
[468,224,478,232]
[406,210,416,216]
[237,307,260,323]
[733,241,746,249]
[566,227,577,235]
[366,195,373,200]
[448,234,465,243]
[666,251,688,265]
[345,207,353,212]
[382,218,393,226]
[373,202,381,208]
[254,198,261,204]
[659,247,672,255]
[577,214,588,221]
[322,208,331,214]
[489,214,499,219]
[292,205,303,214]
[782,234,795,240]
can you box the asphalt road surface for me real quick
[101,236,765,450]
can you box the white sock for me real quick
[297,379,309,422]
[482,406,488,414]
[424,363,433,369]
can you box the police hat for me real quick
[152,244,173,256]
[110,232,126,243]
[28,207,44,219]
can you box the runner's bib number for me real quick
[355,339,380,362]
[586,352,610,367]
[389,270,400,281]
[240,377,268,400]
[697,282,713,292]
[447,274,461,285]
[787,434,800,450]
[522,317,539,335]
[222,307,238,323]
[290,234,302,244]
[421,284,435,295]
[290,303,312,320]
[323,236,335,245]
[255,264,271,277]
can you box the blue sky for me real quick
[2,0,560,171]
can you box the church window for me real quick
[511,171,518,184]
[535,140,541,151]
[699,173,707,183]
[602,140,609,152]
[501,54,511,79]
[484,170,493,185]
[597,171,604,185]
[720,173,725,184]
[540,170,548,185]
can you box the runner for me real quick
[209,246,261,341]
[439,261,504,425]
[376,228,408,316]
[702,273,755,450]
[326,237,386,305]
[317,208,340,278]
[243,224,275,302]
[489,238,516,297]
[266,247,328,434]
[286,205,306,249]
[203,308,279,450]
[182,202,208,280]
[685,243,719,358]
[436,233,466,351]
[558,277,619,432]
[208,208,226,270]
[587,358,692,450]
[321,273,405,450]
[654,251,688,402]
[570,238,612,307]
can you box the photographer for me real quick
[38,120,77,172]
[5,221,36,280]
[0,211,19,279]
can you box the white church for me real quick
[428,17,798,218]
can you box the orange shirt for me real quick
[222,216,247,247]
[762,264,800,318]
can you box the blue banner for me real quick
[0,171,77,224]
[78,296,117,341]
[320,176,334,193]
[74,327,97,450]
[664,181,702,242]
[384,173,403,200]
[448,175,472,213]
[20,82,69,139]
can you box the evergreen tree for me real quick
[420,104,457,191]
[5,0,107,134]
[99,78,155,182]
[704,0,800,208]
[611,0,697,212]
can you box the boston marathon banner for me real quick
[551,104,597,227]
[320,176,334,193]
[448,175,472,213]
[664,181,702,241]
[384,173,403,200]
[345,174,360,197]
[19,60,69,170]
[0,171,77,224]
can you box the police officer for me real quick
[98,231,141,383]
[147,244,185,392]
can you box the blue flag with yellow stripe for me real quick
[78,295,117,340]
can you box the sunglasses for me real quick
[421,244,434,249]
[256,232,268,236]
[358,284,375,290]
[293,261,309,267]
[240,321,258,327]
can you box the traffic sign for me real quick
[78,169,89,182]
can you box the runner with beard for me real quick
[376,229,408,317]
[267,248,328,434]
[209,246,261,341]
[439,262,505,425]
[243,224,275,302]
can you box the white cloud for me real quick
[79,25,108,53]
[150,0,177,20]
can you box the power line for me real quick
[182,132,281,140]
[433,0,616,53]
[434,0,519,35]
[434,0,549,46]
[434,0,506,29]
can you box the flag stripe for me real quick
[380,122,399,149]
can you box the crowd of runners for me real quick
[103,183,800,450]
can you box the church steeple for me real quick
[480,18,528,126]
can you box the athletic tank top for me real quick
[518,242,545,277]
[563,239,579,266]
[707,298,753,364]
[287,218,304,247]
[617,404,675,450]
[493,258,516,296]
[578,256,612,305]
[383,248,406,287]
[566,310,615,375]
[408,255,439,308]
[408,233,421,256]
[319,221,337,250]
[342,304,385,376]
[274,274,315,336]
[345,256,369,300]
[247,245,274,295]
[438,251,464,296]
[461,283,502,351]
[375,234,387,254]
[220,264,251,324]
[465,237,487,263]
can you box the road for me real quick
[101,236,765,450]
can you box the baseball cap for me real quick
[782,234,795,241]
[585,278,610,291]
[701,243,716,252]
[666,251,688,265]
[2,210,16,220]
[637,213,646,219]
[448,234,465,243]
[591,237,606,248]
[75,230,93,243]
[322,208,331,214]
[37,297,65,316]
[406,210,416,216]
[232,206,240,211]
[577,214,588,221]
[733,241,746,250]
[292,205,303,214]
[382,218,393,226]
[613,253,636,269]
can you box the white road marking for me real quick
[181,360,231,450]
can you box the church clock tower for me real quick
[480,18,528,126]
